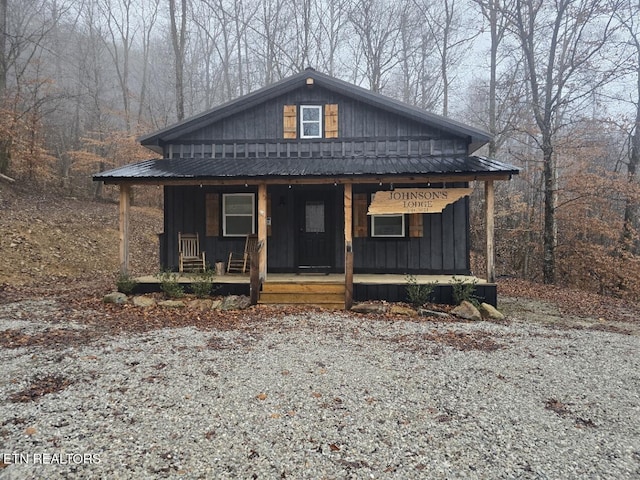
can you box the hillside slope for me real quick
[0,184,162,290]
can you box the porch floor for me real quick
[133,273,496,306]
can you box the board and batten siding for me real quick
[161,184,470,275]
[164,85,455,145]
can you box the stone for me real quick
[418,308,450,319]
[103,292,127,305]
[350,303,387,314]
[132,295,156,308]
[389,305,418,317]
[479,302,505,320]
[451,300,482,321]
[158,300,186,308]
[219,295,251,311]
[188,299,214,310]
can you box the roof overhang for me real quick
[93,155,519,186]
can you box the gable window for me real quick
[300,105,322,138]
[223,193,255,236]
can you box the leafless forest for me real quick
[1,0,639,298]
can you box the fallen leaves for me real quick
[9,375,73,403]
[393,330,506,353]
[499,278,640,324]
[0,328,94,350]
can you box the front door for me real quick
[296,193,333,272]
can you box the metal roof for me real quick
[94,155,519,184]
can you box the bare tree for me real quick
[313,0,350,76]
[613,0,640,252]
[97,0,139,133]
[136,0,160,130]
[413,0,480,116]
[169,0,187,121]
[505,0,620,284]
[347,0,404,92]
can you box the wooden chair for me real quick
[227,234,258,274]
[178,232,206,273]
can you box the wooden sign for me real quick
[368,188,473,214]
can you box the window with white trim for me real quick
[300,105,322,138]
[370,193,405,237]
[371,214,405,237]
[223,193,255,236]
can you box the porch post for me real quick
[258,183,268,281]
[344,183,353,309]
[485,180,495,283]
[119,183,131,275]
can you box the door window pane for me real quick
[305,201,325,232]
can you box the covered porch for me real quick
[132,273,496,308]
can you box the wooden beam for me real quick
[257,183,268,281]
[344,183,353,310]
[119,184,131,275]
[102,173,514,188]
[485,180,495,283]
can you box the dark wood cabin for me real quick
[94,69,518,307]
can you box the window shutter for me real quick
[409,213,424,238]
[283,105,297,139]
[205,193,220,237]
[353,193,368,238]
[325,104,338,138]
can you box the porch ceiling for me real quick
[94,155,519,185]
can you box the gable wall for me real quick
[164,85,468,148]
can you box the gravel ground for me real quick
[1,299,640,479]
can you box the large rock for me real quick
[350,303,388,314]
[157,300,186,308]
[479,302,505,321]
[188,299,215,310]
[132,295,156,308]
[389,304,417,317]
[418,308,450,319]
[103,292,127,305]
[451,300,482,321]
[219,295,251,311]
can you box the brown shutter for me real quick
[325,104,338,138]
[283,105,297,139]
[409,213,424,238]
[353,193,369,238]
[205,193,220,237]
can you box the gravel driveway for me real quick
[1,299,639,479]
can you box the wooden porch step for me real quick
[259,282,345,309]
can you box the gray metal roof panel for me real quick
[94,155,519,182]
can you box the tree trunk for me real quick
[0,0,8,175]
[542,141,557,284]
[621,35,640,254]
[0,0,6,94]
[169,0,187,121]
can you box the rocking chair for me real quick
[227,234,258,274]
[178,232,206,273]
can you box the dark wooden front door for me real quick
[296,193,333,272]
